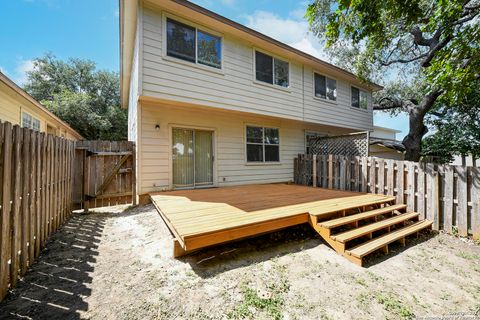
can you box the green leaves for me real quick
[24,54,127,140]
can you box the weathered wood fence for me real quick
[0,122,75,300]
[0,121,137,301]
[73,141,136,210]
[294,154,480,239]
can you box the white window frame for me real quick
[245,125,281,164]
[350,86,370,111]
[21,111,41,131]
[313,72,337,103]
[162,13,224,74]
[252,48,291,91]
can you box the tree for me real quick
[422,84,480,163]
[306,0,480,161]
[24,54,127,140]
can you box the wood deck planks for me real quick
[150,184,394,251]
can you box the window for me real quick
[22,112,40,131]
[305,131,326,154]
[166,18,222,69]
[351,87,369,109]
[314,73,336,101]
[255,51,289,87]
[246,126,280,162]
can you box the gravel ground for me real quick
[0,204,479,320]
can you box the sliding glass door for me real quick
[172,128,213,189]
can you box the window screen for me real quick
[314,74,326,99]
[255,51,273,84]
[351,87,360,108]
[166,18,196,63]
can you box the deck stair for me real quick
[309,200,432,266]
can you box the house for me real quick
[369,126,405,160]
[120,0,382,201]
[0,71,82,140]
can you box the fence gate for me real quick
[73,141,136,210]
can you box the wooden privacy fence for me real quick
[73,141,136,210]
[294,154,480,239]
[0,122,75,301]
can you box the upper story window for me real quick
[314,73,336,101]
[166,18,222,69]
[255,51,289,88]
[246,126,280,162]
[22,112,40,131]
[351,87,369,109]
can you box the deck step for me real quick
[346,220,433,258]
[331,212,419,243]
[319,204,407,229]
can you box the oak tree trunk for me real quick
[401,90,443,161]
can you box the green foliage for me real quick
[228,279,289,320]
[24,54,127,140]
[306,0,480,160]
[374,293,414,319]
[306,0,479,99]
[422,85,480,163]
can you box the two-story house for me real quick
[120,0,382,201]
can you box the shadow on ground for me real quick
[178,223,436,276]
[0,214,106,320]
[181,224,322,278]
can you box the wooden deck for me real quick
[150,184,395,255]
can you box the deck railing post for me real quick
[312,154,317,187]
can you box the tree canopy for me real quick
[422,82,480,163]
[24,54,127,140]
[306,0,480,161]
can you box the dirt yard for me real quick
[0,204,479,320]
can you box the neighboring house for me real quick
[0,71,82,140]
[120,0,382,199]
[369,126,405,160]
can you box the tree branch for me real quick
[380,53,427,66]
[421,35,453,67]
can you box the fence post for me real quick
[328,154,333,189]
[430,171,440,230]
[456,165,468,236]
[472,167,480,240]
[312,154,317,188]
[82,148,89,213]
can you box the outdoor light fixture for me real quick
[155,124,160,131]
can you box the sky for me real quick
[0,0,408,139]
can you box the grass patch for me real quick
[456,251,480,260]
[375,293,414,320]
[356,292,371,311]
[228,284,286,320]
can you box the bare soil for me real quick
[0,204,479,320]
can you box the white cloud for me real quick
[13,59,36,86]
[243,9,329,62]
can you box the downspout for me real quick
[302,64,305,121]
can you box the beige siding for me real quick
[370,145,405,160]
[139,102,352,194]
[0,81,80,140]
[139,6,373,131]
